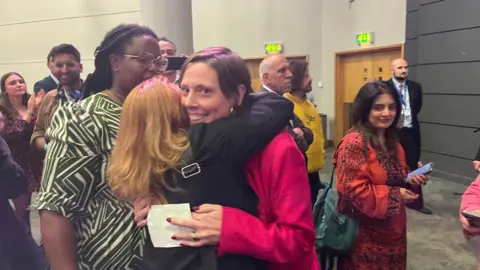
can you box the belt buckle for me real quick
[181,163,201,178]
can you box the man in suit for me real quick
[33,46,62,94]
[387,58,432,215]
[258,54,313,153]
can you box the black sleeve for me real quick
[33,80,43,94]
[417,83,423,113]
[0,136,27,199]
[189,92,294,163]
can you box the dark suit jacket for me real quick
[33,75,58,94]
[259,86,313,153]
[0,136,42,270]
[386,79,423,148]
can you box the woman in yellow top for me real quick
[284,60,325,204]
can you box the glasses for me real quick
[123,52,168,71]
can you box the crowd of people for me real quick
[1,22,477,270]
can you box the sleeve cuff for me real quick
[31,192,87,221]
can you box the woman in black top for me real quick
[108,47,294,270]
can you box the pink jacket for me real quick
[218,131,320,270]
[460,174,480,269]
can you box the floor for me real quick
[28,149,478,270]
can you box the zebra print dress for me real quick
[32,93,144,269]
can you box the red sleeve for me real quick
[461,174,480,212]
[218,133,315,263]
[336,133,402,219]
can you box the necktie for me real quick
[398,83,405,105]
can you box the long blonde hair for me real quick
[107,77,190,202]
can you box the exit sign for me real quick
[356,32,374,45]
[265,43,283,54]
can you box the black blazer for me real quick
[386,79,423,148]
[33,75,58,94]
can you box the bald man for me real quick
[258,54,313,159]
[386,58,431,214]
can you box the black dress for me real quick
[141,92,294,270]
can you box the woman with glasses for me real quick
[31,24,167,270]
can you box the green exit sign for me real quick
[356,32,374,45]
[265,43,284,54]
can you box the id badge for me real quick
[404,107,411,117]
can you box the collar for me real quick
[284,92,307,104]
[262,85,279,94]
[392,78,407,88]
[50,74,59,85]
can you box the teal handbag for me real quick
[313,170,359,253]
[313,138,367,254]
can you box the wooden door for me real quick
[246,59,262,92]
[372,50,400,81]
[334,46,402,145]
[245,55,308,92]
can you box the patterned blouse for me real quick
[32,94,144,269]
[0,105,43,192]
[334,130,408,270]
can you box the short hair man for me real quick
[31,44,83,153]
[158,37,181,83]
[386,58,431,214]
[258,54,313,154]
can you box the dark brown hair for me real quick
[0,72,29,119]
[351,81,402,158]
[49,43,81,63]
[178,47,253,105]
[289,60,308,91]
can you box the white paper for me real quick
[147,203,194,248]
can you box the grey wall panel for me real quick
[420,123,478,159]
[408,65,417,81]
[404,39,418,65]
[419,95,480,128]
[420,0,444,5]
[407,0,420,12]
[421,151,477,179]
[406,11,418,40]
[419,0,480,35]
[418,28,480,64]
[417,62,480,95]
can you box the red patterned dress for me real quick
[0,106,43,192]
[334,130,408,270]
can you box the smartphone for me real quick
[462,210,480,227]
[166,56,186,71]
[407,162,434,179]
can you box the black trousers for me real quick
[397,128,424,209]
[308,171,323,205]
